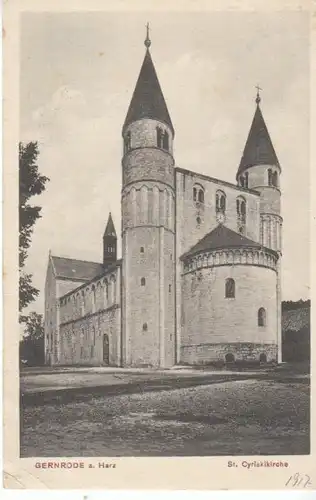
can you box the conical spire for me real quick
[103,213,117,267]
[103,212,116,238]
[237,96,280,179]
[122,33,174,136]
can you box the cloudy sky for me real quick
[20,11,310,313]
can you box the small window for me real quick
[156,127,163,148]
[196,216,201,226]
[124,131,131,154]
[90,345,94,358]
[244,172,249,188]
[80,346,84,358]
[141,277,146,286]
[163,131,169,151]
[193,184,204,205]
[272,171,278,187]
[198,189,204,203]
[216,191,226,214]
[140,246,144,254]
[142,323,148,331]
[169,284,172,292]
[225,278,235,298]
[268,168,273,186]
[259,352,267,363]
[258,307,266,326]
[237,196,246,232]
[225,353,235,363]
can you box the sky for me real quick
[20,11,310,314]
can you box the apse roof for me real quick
[181,224,268,260]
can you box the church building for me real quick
[44,30,282,368]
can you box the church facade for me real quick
[44,33,282,368]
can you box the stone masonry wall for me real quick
[59,305,121,366]
[180,262,278,364]
[57,264,121,366]
[181,342,277,364]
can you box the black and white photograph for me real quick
[16,6,311,470]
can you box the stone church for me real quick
[44,31,282,368]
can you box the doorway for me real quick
[103,334,109,364]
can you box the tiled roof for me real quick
[181,224,263,260]
[237,103,280,178]
[51,256,104,281]
[282,307,310,333]
[122,48,174,136]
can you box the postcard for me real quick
[3,0,315,490]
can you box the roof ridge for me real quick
[51,255,102,266]
[176,167,260,196]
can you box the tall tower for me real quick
[121,27,176,368]
[103,212,117,267]
[236,88,282,362]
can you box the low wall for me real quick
[180,342,277,365]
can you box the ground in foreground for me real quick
[20,377,309,457]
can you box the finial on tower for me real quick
[144,22,151,49]
[255,84,262,105]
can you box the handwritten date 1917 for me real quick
[285,473,312,488]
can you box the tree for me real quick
[20,312,45,366]
[19,142,49,319]
[22,311,44,340]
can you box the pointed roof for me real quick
[122,48,174,136]
[237,102,280,179]
[181,224,271,260]
[103,213,116,238]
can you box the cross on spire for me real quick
[144,22,151,49]
[255,84,262,105]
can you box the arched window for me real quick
[259,352,267,363]
[236,196,246,233]
[244,172,249,188]
[92,285,96,313]
[225,353,235,363]
[193,184,204,205]
[216,191,226,214]
[156,127,163,148]
[225,278,235,298]
[140,246,144,254]
[258,307,266,326]
[198,189,204,203]
[268,168,273,186]
[142,323,148,331]
[124,131,131,154]
[92,326,96,345]
[141,277,146,286]
[272,171,278,187]
[163,130,169,151]
[81,290,85,315]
